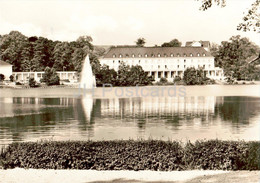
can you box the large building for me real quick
[100,45,224,82]
[0,60,12,80]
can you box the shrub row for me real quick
[0,140,259,170]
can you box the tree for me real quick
[0,31,27,71]
[41,67,60,86]
[116,63,153,86]
[214,35,260,81]
[135,38,146,47]
[161,39,182,47]
[183,67,208,85]
[95,65,117,86]
[197,0,260,32]
[0,74,5,81]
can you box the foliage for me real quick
[197,0,260,32]
[0,74,5,81]
[96,65,117,86]
[9,75,14,82]
[95,63,153,86]
[0,140,259,170]
[184,140,260,170]
[15,82,22,85]
[183,67,209,85]
[28,78,37,87]
[161,39,182,47]
[0,31,101,74]
[213,36,260,81]
[135,38,146,47]
[40,67,60,86]
[173,76,181,82]
[116,63,153,86]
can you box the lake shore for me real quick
[0,169,259,183]
[0,84,260,98]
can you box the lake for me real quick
[0,85,259,147]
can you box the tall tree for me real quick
[0,31,27,71]
[161,39,182,47]
[197,0,260,32]
[135,38,146,47]
[214,35,260,81]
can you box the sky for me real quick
[0,0,259,46]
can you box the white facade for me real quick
[13,71,78,83]
[0,61,12,80]
[100,47,224,82]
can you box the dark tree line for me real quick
[0,31,104,74]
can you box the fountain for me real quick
[79,55,96,89]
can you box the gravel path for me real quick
[0,169,232,183]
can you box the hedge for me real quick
[0,140,259,170]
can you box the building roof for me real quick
[185,41,210,48]
[0,60,12,66]
[103,46,212,58]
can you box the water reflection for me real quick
[0,96,259,147]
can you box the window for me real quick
[190,53,193,57]
[158,54,161,57]
[132,54,135,57]
[171,53,174,57]
[119,60,121,63]
[119,54,122,58]
[183,53,187,57]
[158,65,160,69]
[184,65,186,68]
[126,54,129,57]
[203,53,206,56]
[151,54,154,57]
[197,53,200,57]
[184,59,186,63]
[113,54,116,58]
[177,65,179,68]
[177,53,180,57]
[165,65,167,69]
[145,54,148,57]
[164,54,167,57]
[113,60,115,63]
[139,60,141,63]
[138,54,142,57]
[209,64,211,68]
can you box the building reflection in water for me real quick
[0,95,259,147]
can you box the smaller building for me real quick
[0,60,12,80]
[12,71,78,83]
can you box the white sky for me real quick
[0,0,259,46]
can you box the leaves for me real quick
[1,140,259,170]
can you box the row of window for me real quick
[108,64,212,69]
[112,53,207,58]
[105,59,213,64]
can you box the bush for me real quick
[174,76,181,82]
[0,140,259,170]
[41,67,60,86]
[0,74,5,81]
[29,78,37,87]
[9,75,14,82]
[15,82,22,85]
